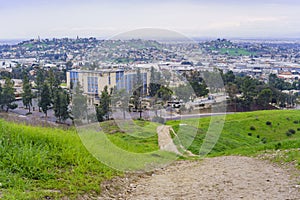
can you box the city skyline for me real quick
[1,0,300,39]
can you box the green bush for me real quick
[275,142,282,150]
[250,126,256,131]
[286,131,293,137]
[288,129,296,134]
[266,121,272,126]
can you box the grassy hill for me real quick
[167,110,300,167]
[1,110,300,199]
[0,120,119,199]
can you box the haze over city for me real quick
[1,0,300,39]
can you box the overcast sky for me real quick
[1,0,300,39]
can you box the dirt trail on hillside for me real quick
[156,125,196,156]
[157,125,182,155]
[100,156,300,200]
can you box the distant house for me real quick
[278,71,294,80]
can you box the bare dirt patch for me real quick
[99,156,300,200]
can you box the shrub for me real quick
[261,137,267,144]
[248,133,252,136]
[293,120,299,124]
[286,117,290,121]
[297,128,300,131]
[250,126,256,131]
[266,121,272,126]
[286,131,293,137]
[288,129,296,134]
[275,142,281,150]
[257,135,260,138]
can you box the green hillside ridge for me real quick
[167,110,300,166]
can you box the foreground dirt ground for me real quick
[100,156,300,200]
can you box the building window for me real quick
[70,71,79,86]
[88,77,98,94]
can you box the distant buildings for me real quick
[66,69,150,105]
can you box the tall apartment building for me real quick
[66,69,149,105]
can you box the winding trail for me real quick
[157,125,182,155]
[156,125,196,156]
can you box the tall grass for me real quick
[0,119,118,199]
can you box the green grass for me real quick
[77,120,176,172]
[0,119,175,199]
[209,46,254,56]
[219,48,253,56]
[167,110,300,168]
[0,119,119,199]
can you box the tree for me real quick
[130,86,143,112]
[157,86,173,104]
[1,77,17,112]
[36,68,45,112]
[269,74,292,91]
[111,88,130,120]
[181,70,209,98]
[174,84,193,102]
[39,83,51,117]
[66,61,73,71]
[190,81,209,98]
[47,69,60,102]
[257,88,273,109]
[53,88,70,123]
[225,82,238,102]
[96,86,111,122]
[240,76,259,108]
[149,67,162,97]
[71,82,87,122]
[0,83,2,107]
[203,71,224,93]
[135,68,144,95]
[222,70,235,84]
[22,74,33,113]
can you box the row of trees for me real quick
[222,70,296,111]
[35,69,71,122]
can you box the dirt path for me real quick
[157,125,182,155]
[156,125,196,156]
[100,156,300,200]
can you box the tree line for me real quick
[222,70,297,111]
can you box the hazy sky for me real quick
[1,0,300,39]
